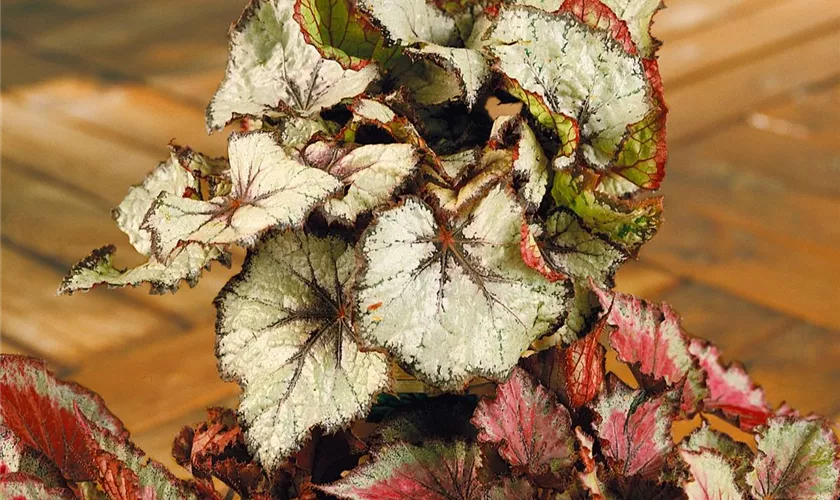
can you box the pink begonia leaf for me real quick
[563,320,607,409]
[593,285,695,387]
[0,355,127,481]
[688,339,772,431]
[679,449,745,500]
[520,221,567,283]
[520,345,568,402]
[0,472,75,500]
[680,419,753,482]
[320,440,489,499]
[471,367,575,487]
[590,376,674,480]
[746,416,840,500]
[593,284,707,415]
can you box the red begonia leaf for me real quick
[320,440,489,499]
[688,339,772,431]
[590,376,674,480]
[746,416,840,500]
[0,355,127,481]
[471,367,575,487]
[520,346,567,400]
[0,472,75,500]
[563,320,607,408]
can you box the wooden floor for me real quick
[1,0,838,473]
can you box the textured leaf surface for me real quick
[59,244,226,295]
[321,441,487,499]
[424,149,514,216]
[682,420,752,472]
[533,210,628,286]
[590,377,673,479]
[551,170,662,252]
[600,0,663,57]
[144,132,341,260]
[413,44,491,107]
[0,355,126,481]
[295,0,401,69]
[562,321,607,408]
[207,0,377,131]
[357,186,570,390]
[689,339,771,431]
[575,427,612,500]
[594,286,695,387]
[680,449,745,500]
[747,417,840,500]
[489,115,549,212]
[216,230,392,469]
[0,473,74,500]
[304,141,421,224]
[114,152,199,256]
[485,477,535,500]
[489,7,655,170]
[0,428,66,489]
[502,79,579,169]
[75,410,204,500]
[472,367,574,485]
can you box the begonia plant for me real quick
[1,0,838,498]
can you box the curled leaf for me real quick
[143,132,341,260]
[207,0,378,131]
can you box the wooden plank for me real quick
[70,321,240,435]
[667,29,840,142]
[9,78,228,156]
[747,82,840,153]
[659,0,840,86]
[0,245,183,367]
[148,68,226,107]
[0,41,82,90]
[0,163,238,320]
[642,200,840,331]
[1,98,162,206]
[743,321,840,418]
[653,0,784,43]
[654,281,795,358]
[664,144,840,251]
[613,260,680,298]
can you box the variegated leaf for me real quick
[590,376,674,479]
[303,141,421,224]
[488,6,657,171]
[489,115,549,212]
[320,441,489,499]
[58,244,228,295]
[600,0,664,57]
[0,473,74,500]
[689,339,772,431]
[551,170,662,252]
[424,149,514,216]
[216,230,392,469]
[294,0,402,70]
[207,0,378,131]
[143,132,341,260]
[357,186,571,390]
[680,449,745,500]
[472,367,575,486]
[747,417,840,500]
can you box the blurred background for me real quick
[1,0,838,473]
